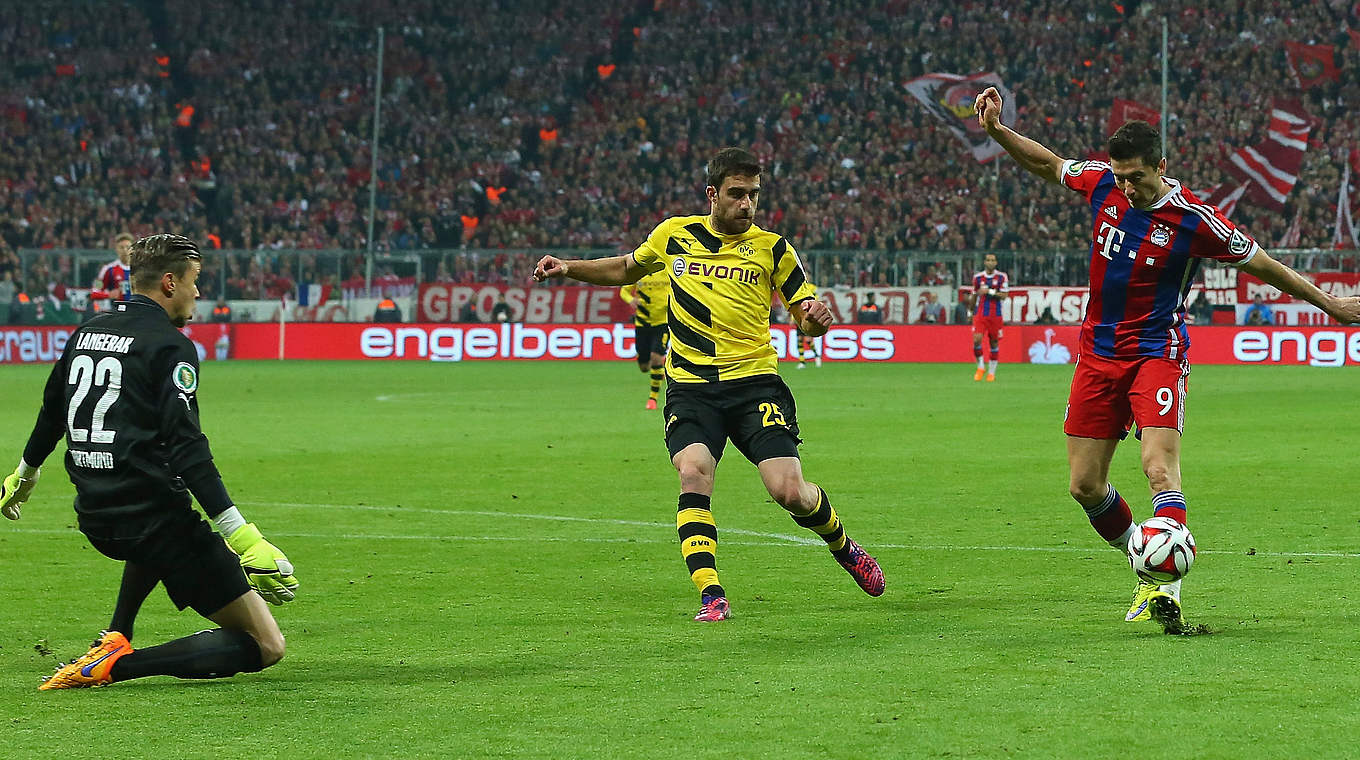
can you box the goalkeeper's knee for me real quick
[254,629,285,668]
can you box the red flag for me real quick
[1223,102,1311,210]
[1195,181,1250,219]
[1108,98,1160,136]
[1284,42,1338,89]
[1276,206,1303,248]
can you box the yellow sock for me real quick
[677,493,721,597]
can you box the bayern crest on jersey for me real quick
[1150,225,1173,248]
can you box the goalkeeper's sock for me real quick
[790,486,851,561]
[648,368,663,401]
[1081,484,1135,550]
[110,628,263,681]
[677,493,722,599]
[1152,490,1187,525]
[108,561,160,642]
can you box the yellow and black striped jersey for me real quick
[631,215,816,383]
[618,268,670,328]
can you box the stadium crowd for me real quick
[3,0,1360,304]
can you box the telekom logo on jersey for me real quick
[1095,221,1127,260]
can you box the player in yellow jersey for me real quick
[796,329,820,369]
[535,147,883,621]
[618,268,671,409]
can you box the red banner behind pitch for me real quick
[221,323,1360,366]
[8,323,1359,367]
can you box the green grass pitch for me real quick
[1,359,1358,758]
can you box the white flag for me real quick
[1335,161,1359,249]
[904,72,1017,163]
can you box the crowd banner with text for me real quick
[954,286,1092,324]
[419,284,955,324]
[1236,271,1360,324]
[418,284,632,323]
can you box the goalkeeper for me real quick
[0,233,296,690]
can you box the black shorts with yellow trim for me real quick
[662,373,801,463]
[634,324,669,363]
[83,507,251,617]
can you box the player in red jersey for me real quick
[91,233,135,313]
[970,254,1008,381]
[976,86,1360,633]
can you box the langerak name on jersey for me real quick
[75,332,135,354]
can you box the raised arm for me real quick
[533,254,647,286]
[975,87,1067,185]
[1239,250,1360,324]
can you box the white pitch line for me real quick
[12,502,1359,559]
[374,392,449,402]
[0,526,802,548]
[239,501,1360,559]
[248,501,823,545]
[7,522,1360,559]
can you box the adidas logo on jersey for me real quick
[1104,206,1119,219]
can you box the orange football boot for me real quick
[39,631,132,690]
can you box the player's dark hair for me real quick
[1108,120,1162,168]
[706,147,762,190]
[129,233,202,291]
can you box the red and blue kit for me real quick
[971,269,1008,340]
[1059,159,1259,437]
[97,260,132,300]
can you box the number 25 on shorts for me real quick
[759,402,786,427]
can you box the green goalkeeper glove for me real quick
[225,523,299,605]
[0,462,40,521]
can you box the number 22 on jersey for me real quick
[67,355,123,443]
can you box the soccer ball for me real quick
[1127,517,1196,584]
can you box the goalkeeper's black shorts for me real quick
[662,373,801,464]
[84,508,251,617]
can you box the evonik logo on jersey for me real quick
[672,258,761,285]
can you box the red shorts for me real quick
[972,315,1004,341]
[1064,353,1189,439]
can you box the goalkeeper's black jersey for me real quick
[22,296,227,534]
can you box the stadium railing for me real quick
[10,247,1357,325]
